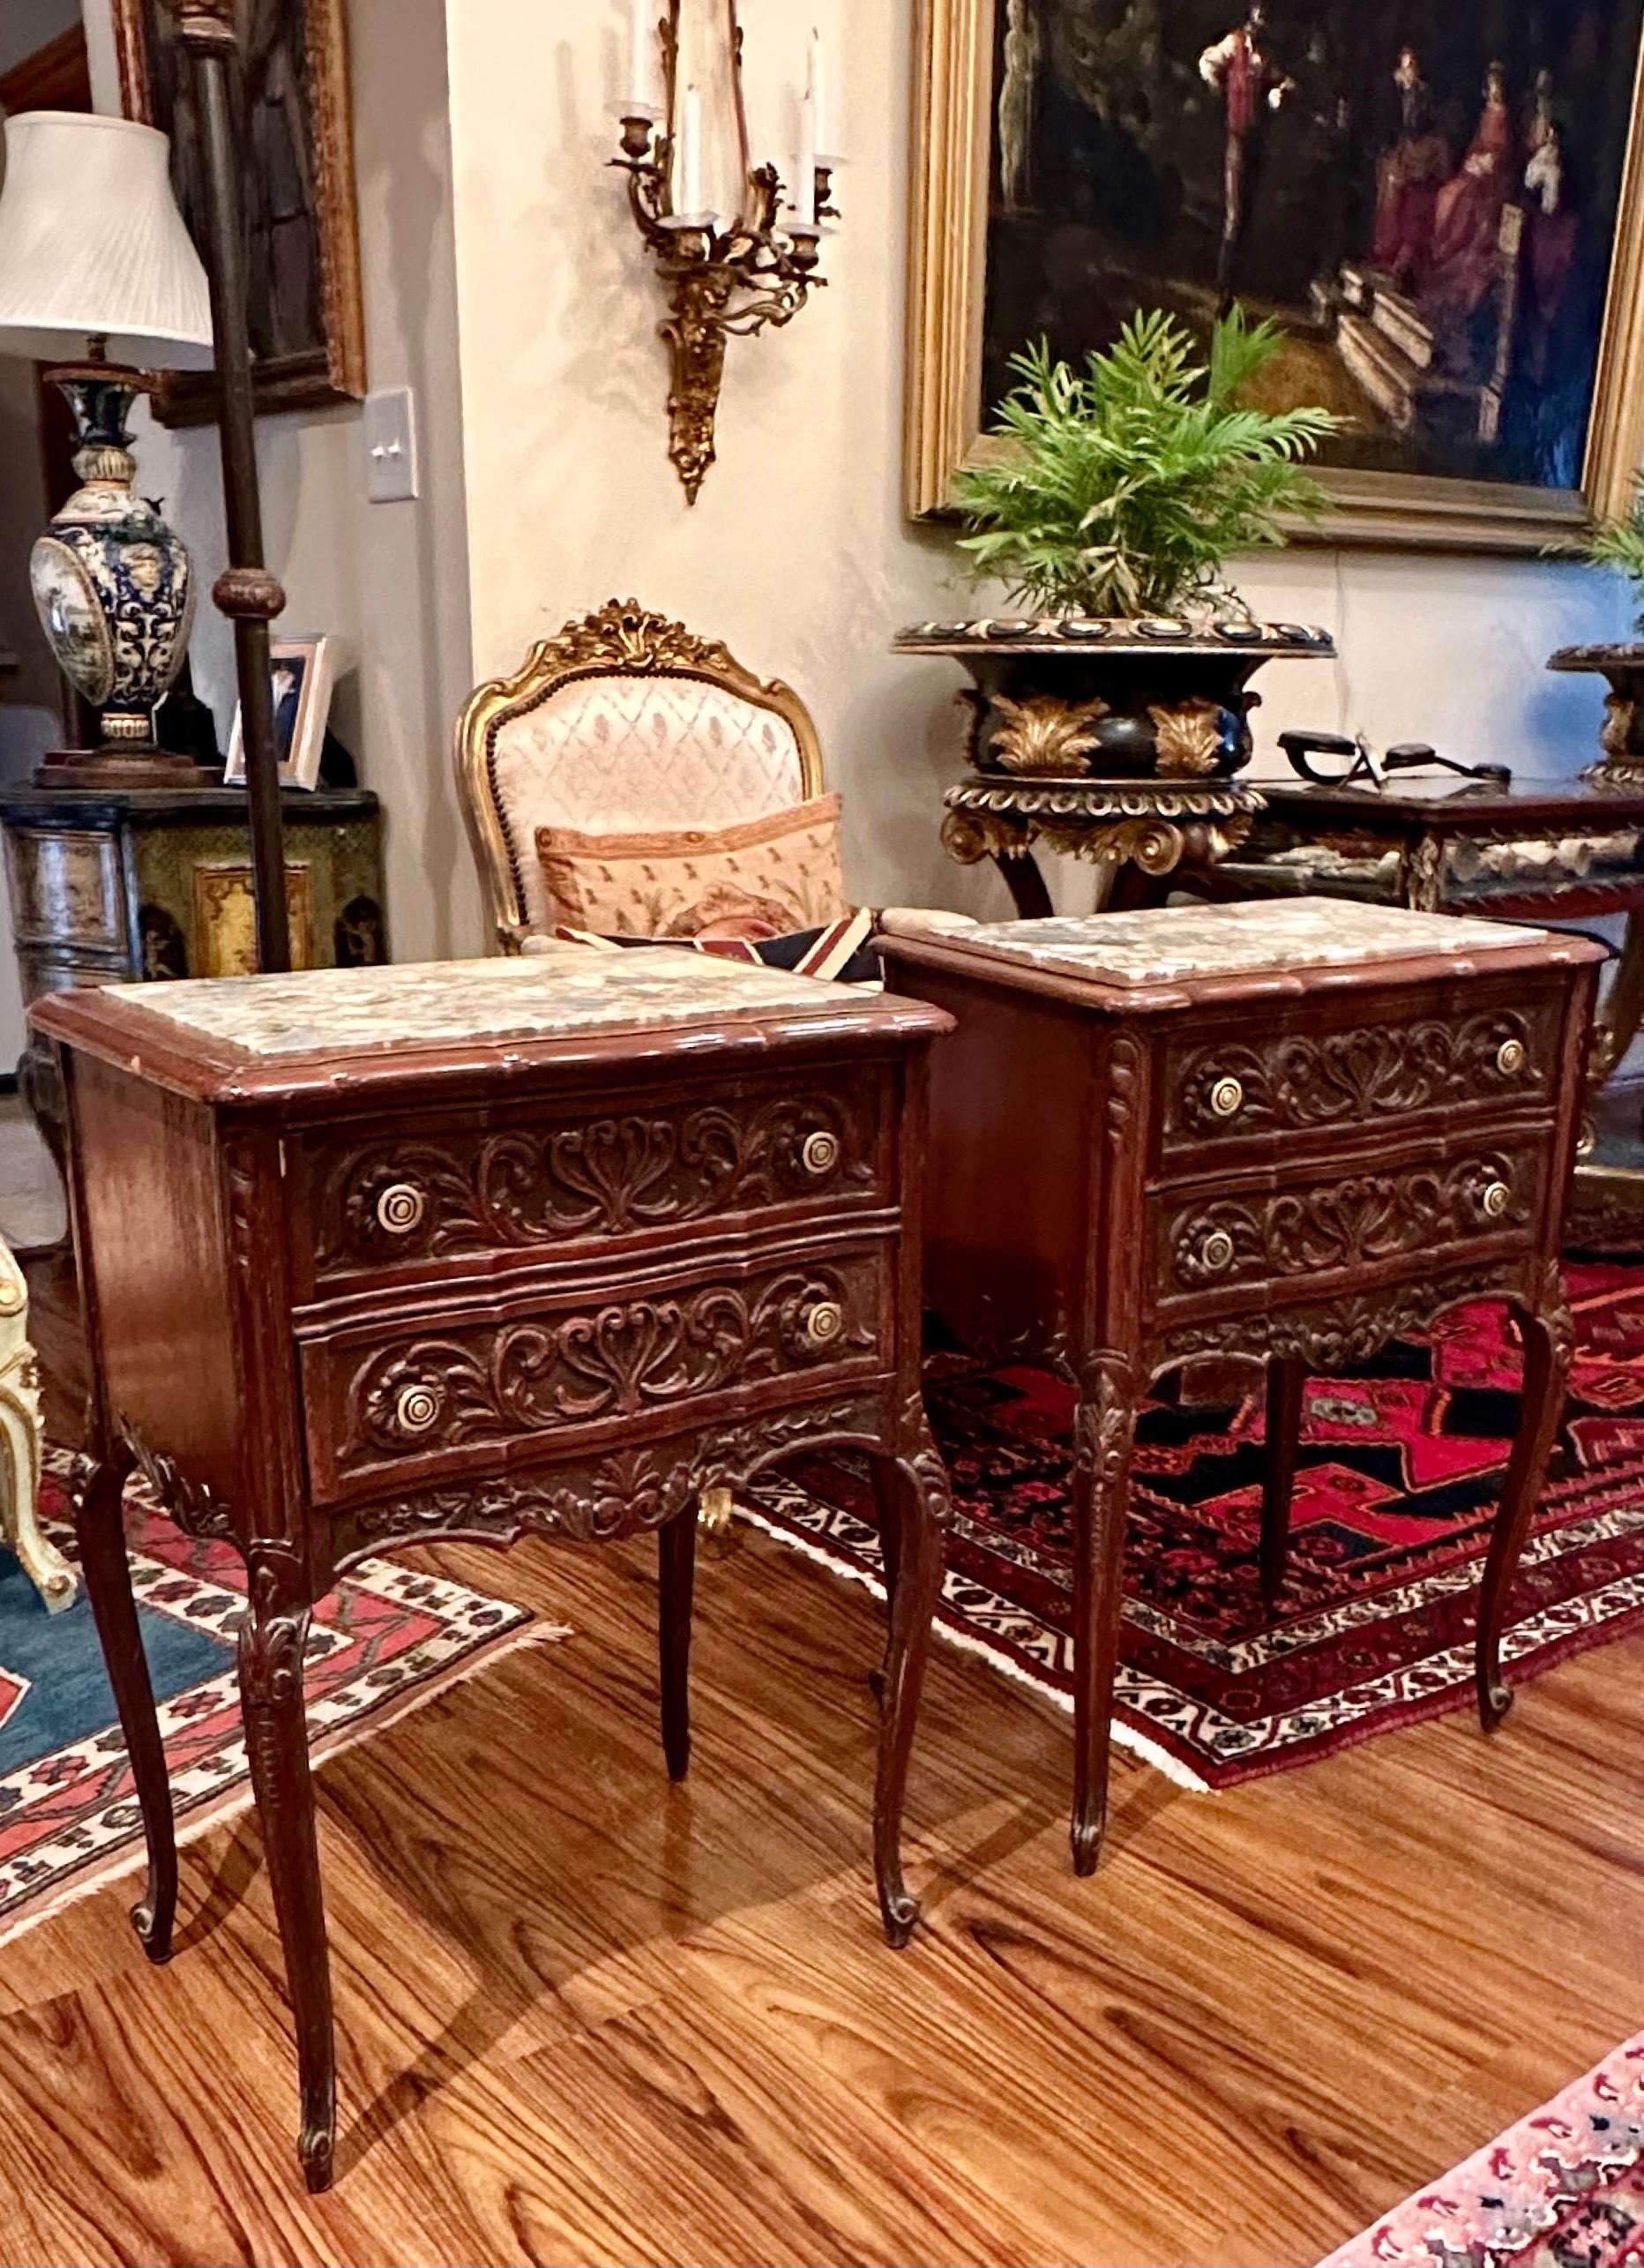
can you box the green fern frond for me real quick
[953,308,1345,619]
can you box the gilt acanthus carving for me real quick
[1174,1013,1544,1138]
[341,1264,875,1466]
[528,599,744,681]
[1170,1155,1528,1290]
[317,1088,876,1269]
[330,1395,882,1564]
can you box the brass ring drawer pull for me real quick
[1481,1180,1512,1220]
[1496,1038,1527,1077]
[377,1181,427,1235]
[1208,1076,1244,1120]
[394,1383,443,1434]
[803,1299,845,1349]
[801,1130,841,1176]
[1198,1228,1236,1275]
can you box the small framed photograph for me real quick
[226,634,340,791]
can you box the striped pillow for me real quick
[549,909,880,984]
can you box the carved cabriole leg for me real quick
[658,1505,696,1782]
[1261,1358,1307,1610]
[869,1403,949,1948]
[867,1455,904,1704]
[239,1553,335,2193]
[72,1441,177,1960]
[1070,1351,1138,1877]
[1476,1281,1576,1731]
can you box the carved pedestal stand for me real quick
[941,775,1267,919]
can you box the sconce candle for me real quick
[809,29,828,160]
[677,83,705,220]
[628,0,660,111]
[610,0,839,504]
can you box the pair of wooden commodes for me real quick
[40,900,1602,2188]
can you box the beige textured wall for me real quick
[64,0,1640,957]
[442,2,1633,924]
[81,0,480,963]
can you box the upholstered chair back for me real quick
[456,599,825,947]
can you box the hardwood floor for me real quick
[2,1463,1641,2265]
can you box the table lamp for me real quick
[0,109,214,785]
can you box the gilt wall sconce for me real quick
[612,3,841,504]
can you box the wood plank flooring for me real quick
[1,1486,1641,2266]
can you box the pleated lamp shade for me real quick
[0,111,213,370]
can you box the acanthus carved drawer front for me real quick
[294,1068,891,1295]
[1150,1137,1543,1312]
[1160,992,1562,1159]
[299,1245,888,1501]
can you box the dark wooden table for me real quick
[36,949,953,2191]
[1235,775,1644,1100]
[879,900,1603,1876]
[0,784,386,1194]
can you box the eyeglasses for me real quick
[1279,730,1512,790]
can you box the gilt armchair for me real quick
[455,599,838,952]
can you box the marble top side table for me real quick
[36,947,953,2189]
[879,899,1603,1875]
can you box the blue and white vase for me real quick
[30,375,196,752]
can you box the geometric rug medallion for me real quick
[0,1458,544,1953]
[744,1260,1644,1790]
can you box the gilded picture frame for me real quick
[906,0,1644,550]
[112,0,365,427]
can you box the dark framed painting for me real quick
[113,0,365,426]
[907,0,1644,549]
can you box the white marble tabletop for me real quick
[126,944,865,1059]
[951,899,1544,987]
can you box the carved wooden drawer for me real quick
[1161,992,1562,1159]
[297,1245,887,1502]
[1149,1135,1543,1313]
[293,1068,892,1295]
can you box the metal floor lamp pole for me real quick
[169,0,290,976]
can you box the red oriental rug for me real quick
[0,1461,552,1952]
[1321,2032,1644,2267]
[743,1259,1644,1790]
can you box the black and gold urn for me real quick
[1547,643,1644,789]
[893,615,1336,782]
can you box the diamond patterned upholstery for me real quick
[491,674,810,933]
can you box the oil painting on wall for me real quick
[113,0,364,423]
[908,0,1644,545]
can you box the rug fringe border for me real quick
[0,1621,562,1958]
[732,1501,1213,1796]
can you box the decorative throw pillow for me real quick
[548,909,882,985]
[534,795,848,940]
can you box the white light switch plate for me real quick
[363,386,420,503]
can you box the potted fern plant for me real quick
[1549,474,1644,786]
[896,308,1343,782]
